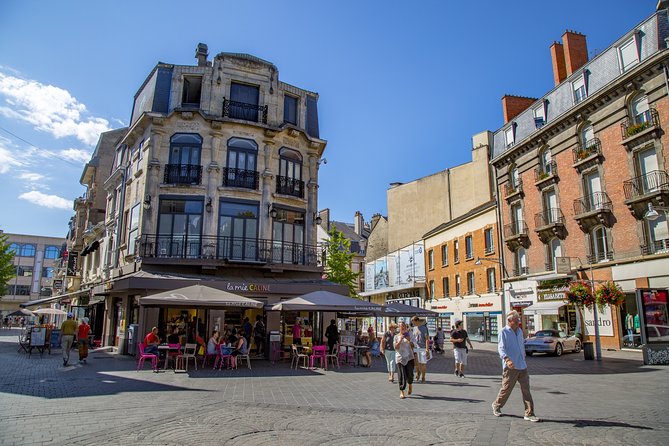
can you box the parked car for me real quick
[524,330,581,356]
[646,324,669,342]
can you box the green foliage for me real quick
[323,226,360,298]
[0,233,16,296]
[566,281,595,308]
[594,281,625,309]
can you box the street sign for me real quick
[555,256,571,274]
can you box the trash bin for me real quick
[583,341,594,360]
[269,331,281,362]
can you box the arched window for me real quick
[515,248,527,276]
[510,165,520,188]
[224,138,258,189]
[581,124,594,147]
[8,243,19,255]
[277,148,304,197]
[21,244,35,257]
[546,238,562,271]
[167,133,203,185]
[631,95,650,125]
[590,226,611,263]
[539,148,552,176]
[44,246,59,259]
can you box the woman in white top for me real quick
[393,321,415,399]
[207,330,220,355]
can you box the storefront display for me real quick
[639,289,668,343]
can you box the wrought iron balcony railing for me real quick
[504,180,523,198]
[223,99,268,124]
[621,108,660,140]
[513,266,529,276]
[534,208,565,228]
[573,138,602,163]
[534,161,557,182]
[623,170,669,200]
[222,167,259,190]
[504,220,529,238]
[573,192,612,216]
[641,239,669,255]
[137,234,319,266]
[163,164,203,185]
[587,250,614,264]
[276,176,305,198]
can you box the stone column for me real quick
[261,141,275,241]
[205,128,223,240]
[306,154,319,245]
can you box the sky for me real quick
[0,0,659,237]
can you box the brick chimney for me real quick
[550,41,567,86]
[195,43,209,67]
[354,211,364,236]
[502,95,537,124]
[563,31,588,76]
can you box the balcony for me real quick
[138,234,319,267]
[504,220,530,251]
[534,208,566,243]
[163,164,203,186]
[223,99,268,124]
[513,266,530,277]
[641,239,669,255]
[623,170,669,219]
[276,176,305,198]
[534,161,558,189]
[222,167,259,190]
[504,179,524,202]
[621,109,661,145]
[572,138,603,170]
[573,192,613,233]
[587,250,614,264]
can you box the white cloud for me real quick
[18,172,44,182]
[0,72,111,146]
[0,140,23,174]
[18,190,72,210]
[59,148,91,164]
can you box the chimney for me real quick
[370,213,382,229]
[502,95,537,124]
[354,211,364,236]
[195,43,209,67]
[550,41,567,86]
[562,31,588,76]
[318,209,330,230]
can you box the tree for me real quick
[323,226,360,298]
[0,232,16,296]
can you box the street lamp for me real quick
[643,202,668,221]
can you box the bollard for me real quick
[583,341,594,360]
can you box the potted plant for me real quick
[566,281,595,308]
[595,281,625,309]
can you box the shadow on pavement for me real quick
[503,414,653,430]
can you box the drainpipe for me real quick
[113,156,128,269]
[493,166,507,315]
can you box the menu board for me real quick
[30,327,46,347]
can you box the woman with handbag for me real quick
[393,321,415,399]
[381,322,397,382]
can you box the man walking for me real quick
[60,313,78,367]
[492,311,539,422]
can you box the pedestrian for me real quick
[242,317,252,344]
[394,321,415,399]
[410,316,429,383]
[325,319,339,353]
[253,315,265,357]
[492,310,540,422]
[77,317,91,363]
[292,319,302,345]
[449,320,473,378]
[435,327,445,353]
[381,322,397,382]
[60,313,78,367]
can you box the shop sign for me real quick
[537,288,568,302]
[468,302,493,308]
[432,305,449,310]
[52,279,63,290]
[513,301,533,308]
[583,306,614,337]
[226,282,270,292]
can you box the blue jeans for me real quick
[145,345,158,355]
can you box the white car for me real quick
[524,330,581,356]
[646,324,669,342]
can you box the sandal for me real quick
[400,392,406,399]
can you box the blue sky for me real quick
[0,0,658,237]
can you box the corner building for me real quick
[491,9,669,351]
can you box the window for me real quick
[277,148,303,197]
[230,82,260,121]
[181,76,202,107]
[484,228,494,254]
[44,246,59,259]
[467,272,475,295]
[443,277,449,297]
[20,244,35,257]
[455,274,461,296]
[515,248,528,275]
[581,124,595,147]
[619,37,639,72]
[511,202,523,235]
[534,105,546,128]
[428,249,434,270]
[504,125,515,147]
[543,188,558,223]
[17,265,33,277]
[547,238,562,271]
[540,148,552,176]
[218,201,259,261]
[590,226,611,263]
[429,280,435,298]
[284,94,298,125]
[487,268,496,293]
[42,267,55,278]
[10,285,31,295]
[167,133,203,185]
[453,240,460,263]
[225,138,258,189]
[441,244,448,266]
[573,76,587,104]
[157,198,203,258]
[631,95,650,125]
[647,211,669,254]
[8,243,19,255]
[272,208,306,264]
[127,203,140,256]
[465,236,473,260]
[510,166,520,188]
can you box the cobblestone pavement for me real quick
[1,328,667,446]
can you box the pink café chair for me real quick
[137,342,158,371]
[215,344,234,370]
[310,345,327,369]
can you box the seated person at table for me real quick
[143,327,160,355]
[167,327,180,345]
[207,330,220,355]
[231,329,249,364]
[227,329,238,346]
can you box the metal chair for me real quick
[137,342,158,371]
[176,343,198,371]
[291,344,309,369]
[325,344,340,369]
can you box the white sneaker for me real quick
[524,415,540,422]
[492,403,501,417]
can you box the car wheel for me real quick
[526,351,533,356]
[573,341,581,353]
[555,343,563,356]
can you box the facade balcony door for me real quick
[218,201,259,261]
[157,199,203,258]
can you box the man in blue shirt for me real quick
[492,310,539,422]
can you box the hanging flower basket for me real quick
[595,281,625,308]
[566,281,595,308]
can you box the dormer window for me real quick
[283,94,298,125]
[181,76,202,108]
[573,76,587,104]
[504,125,515,148]
[534,105,546,129]
[619,36,640,72]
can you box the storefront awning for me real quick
[524,300,566,315]
[21,289,89,308]
[379,302,438,317]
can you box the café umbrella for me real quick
[7,308,36,317]
[32,308,68,315]
[271,291,381,313]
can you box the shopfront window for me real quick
[465,313,485,342]
[639,289,669,344]
[621,293,642,349]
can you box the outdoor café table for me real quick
[353,345,370,367]
[158,344,181,371]
[340,344,357,366]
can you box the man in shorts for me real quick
[449,320,473,378]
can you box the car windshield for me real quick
[534,331,555,338]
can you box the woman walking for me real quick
[394,321,415,399]
[411,316,430,382]
[381,322,397,382]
